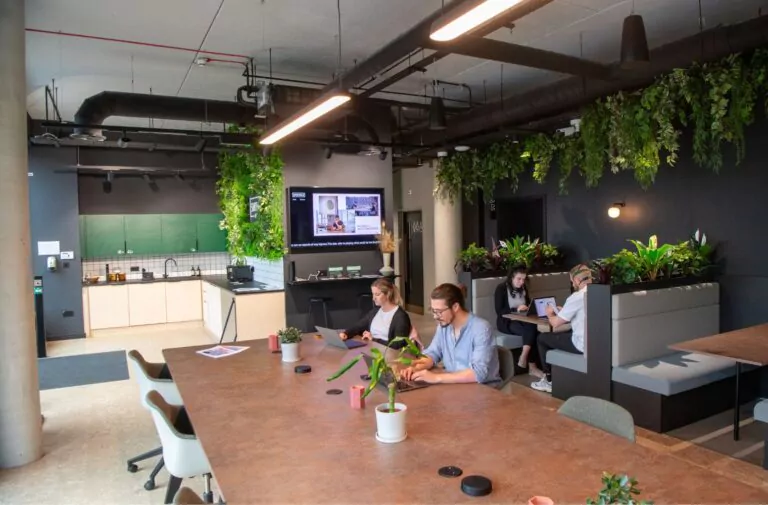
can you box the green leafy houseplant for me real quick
[217,146,285,262]
[499,236,541,269]
[628,235,673,282]
[326,337,423,414]
[277,327,302,344]
[586,473,652,505]
[455,243,491,273]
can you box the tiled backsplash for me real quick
[83,252,231,280]
[245,257,285,289]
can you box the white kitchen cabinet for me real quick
[88,285,130,330]
[165,280,203,323]
[128,283,167,326]
[202,281,223,338]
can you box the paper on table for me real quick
[37,241,60,256]
[196,345,249,359]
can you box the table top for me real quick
[670,322,768,366]
[503,313,571,333]
[164,338,768,504]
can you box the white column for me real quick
[0,0,43,468]
[432,162,462,287]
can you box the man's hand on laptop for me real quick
[400,357,432,380]
[411,369,441,384]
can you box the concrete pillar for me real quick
[432,162,462,287]
[0,0,43,468]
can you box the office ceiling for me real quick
[25,0,768,133]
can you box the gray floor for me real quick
[38,350,129,390]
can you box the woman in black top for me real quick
[494,265,543,377]
[339,278,413,349]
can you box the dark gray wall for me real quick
[28,148,85,339]
[485,123,768,332]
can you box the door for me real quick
[196,214,228,253]
[402,211,424,314]
[496,197,546,242]
[161,215,198,254]
[124,214,163,255]
[84,215,126,258]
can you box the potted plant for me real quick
[277,327,302,363]
[586,472,652,505]
[376,221,397,276]
[326,337,423,443]
[455,243,491,273]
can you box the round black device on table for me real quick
[294,365,311,374]
[438,466,463,478]
[325,389,343,395]
[460,475,492,497]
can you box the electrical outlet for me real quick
[62,310,74,318]
[130,266,140,272]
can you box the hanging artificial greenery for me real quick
[217,146,285,261]
[434,48,768,200]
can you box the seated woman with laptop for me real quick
[339,278,416,350]
[494,265,543,378]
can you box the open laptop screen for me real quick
[532,297,557,317]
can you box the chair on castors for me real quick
[146,391,214,504]
[308,296,332,329]
[357,293,373,317]
[127,350,183,492]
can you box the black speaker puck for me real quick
[461,475,492,497]
[294,365,311,374]
[360,374,371,381]
[438,466,463,478]
[326,389,343,395]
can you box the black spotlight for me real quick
[620,14,650,68]
[324,147,333,159]
[429,96,447,130]
[102,172,113,194]
[379,150,388,161]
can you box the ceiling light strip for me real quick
[430,0,525,42]
[259,95,351,145]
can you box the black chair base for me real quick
[165,473,214,504]
[127,446,162,472]
[144,457,165,490]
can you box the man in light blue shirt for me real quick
[401,283,500,384]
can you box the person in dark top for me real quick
[339,278,413,349]
[494,265,543,378]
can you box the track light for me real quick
[620,14,650,68]
[117,132,131,148]
[430,0,526,42]
[143,174,159,192]
[429,96,447,130]
[324,147,334,159]
[260,93,351,145]
[103,172,113,194]
[379,150,388,161]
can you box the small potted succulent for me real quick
[327,337,423,443]
[277,327,302,363]
[586,472,652,505]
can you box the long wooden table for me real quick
[503,313,571,333]
[671,322,768,441]
[164,338,768,504]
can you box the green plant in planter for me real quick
[587,472,652,505]
[277,327,302,344]
[602,250,642,285]
[455,243,491,273]
[499,236,540,269]
[628,235,673,282]
[539,243,561,267]
[327,338,423,413]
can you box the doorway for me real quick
[496,197,546,242]
[402,211,424,314]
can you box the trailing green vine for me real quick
[217,147,285,261]
[434,48,768,199]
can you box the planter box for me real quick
[605,276,709,295]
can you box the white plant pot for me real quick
[375,402,407,443]
[281,342,300,363]
[379,252,395,276]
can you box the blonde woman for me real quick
[339,278,413,350]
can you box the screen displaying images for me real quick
[288,187,385,252]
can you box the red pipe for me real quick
[25,28,250,60]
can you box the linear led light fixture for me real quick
[259,93,352,145]
[430,0,525,42]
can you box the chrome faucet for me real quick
[163,258,178,279]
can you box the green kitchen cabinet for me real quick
[196,214,228,253]
[83,215,127,258]
[160,215,199,254]
[124,214,163,255]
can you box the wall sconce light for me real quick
[608,202,625,219]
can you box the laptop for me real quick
[529,297,558,319]
[361,354,430,393]
[315,326,367,350]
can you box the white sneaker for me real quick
[531,378,552,393]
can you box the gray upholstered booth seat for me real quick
[495,332,523,350]
[546,349,587,373]
[754,400,768,423]
[611,351,736,396]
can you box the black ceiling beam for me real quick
[406,14,768,148]
[425,36,617,80]
[359,52,448,98]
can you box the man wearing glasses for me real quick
[401,283,499,384]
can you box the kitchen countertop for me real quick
[84,275,284,294]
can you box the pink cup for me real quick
[268,334,279,352]
[349,385,365,409]
[528,497,554,505]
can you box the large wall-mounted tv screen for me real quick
[288,186,385,252]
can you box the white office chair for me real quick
[126,350,183,491]
[146,390,214,504]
